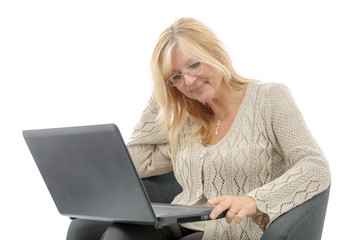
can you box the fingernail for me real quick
[210,213,215,219]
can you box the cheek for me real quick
[175,87,197,101]
[175,86,189,97]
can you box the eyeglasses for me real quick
[167,62,203,87]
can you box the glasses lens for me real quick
[167,74,183,87]
[167,63,202,87]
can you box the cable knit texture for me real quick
[127,82,331,240]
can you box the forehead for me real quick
[171,49,195,72]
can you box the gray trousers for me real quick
[67,219,203,240]
[101,222,203,240]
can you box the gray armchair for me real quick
[66,172,330,240]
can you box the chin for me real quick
[198,90,215,103]
[184,87,214,103]
[195,95,213,104]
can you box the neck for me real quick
[207,82,242,120]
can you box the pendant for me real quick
[215,120,221,135]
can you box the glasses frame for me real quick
[167,62,203,87]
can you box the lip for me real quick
[190,82,206,93]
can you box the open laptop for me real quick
[23,123,226,228]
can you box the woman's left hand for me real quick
[208,196,258,224]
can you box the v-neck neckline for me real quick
[206,82,255,148]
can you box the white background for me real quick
[1,0,339,239]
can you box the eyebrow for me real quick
[170,58,197,74]
[186,58,196,65]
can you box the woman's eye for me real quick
[190,62,201,68]
[173,74,182,80]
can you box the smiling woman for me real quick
[151,18,257,149]
[97,17,331,240]
[1,1,338,239]
[168,49,245,146]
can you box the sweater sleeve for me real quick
[247,83,331,229]
[127,100,173,178]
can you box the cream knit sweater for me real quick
[127,82,331,240]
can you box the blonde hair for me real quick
[151,17,255,154]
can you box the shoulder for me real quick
[244,82,299,121]
[248,82,293,103]
[249,81,290,94]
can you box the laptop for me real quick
[23,123,226,228]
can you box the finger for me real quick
[208,196,227,206]
[210,201,231,220]
[225,208,240,223]
[234,209,246,224]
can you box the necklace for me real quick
[215,120,222,135]
[215,90,241,135]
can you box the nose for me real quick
[183,73,197,86]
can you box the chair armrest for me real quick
[141,171,182,203]
[66,219,111,240]
[261,185,330,240]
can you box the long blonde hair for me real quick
[151,18,255,154]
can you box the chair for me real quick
[66,172,330,240]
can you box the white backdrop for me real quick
[1,0,339,239]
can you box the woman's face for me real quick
[170,49,224,104]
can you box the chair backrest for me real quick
[141,171,182,203]
[142,172,330,240]
[261,185,330,240]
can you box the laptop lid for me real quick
[23,124,157,225]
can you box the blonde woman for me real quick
[101,18,331,240]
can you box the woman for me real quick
[102,18,331,240]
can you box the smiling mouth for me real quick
[191,82,206,93]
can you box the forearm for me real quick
[127,101,172,178]
[247,83,331,228]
